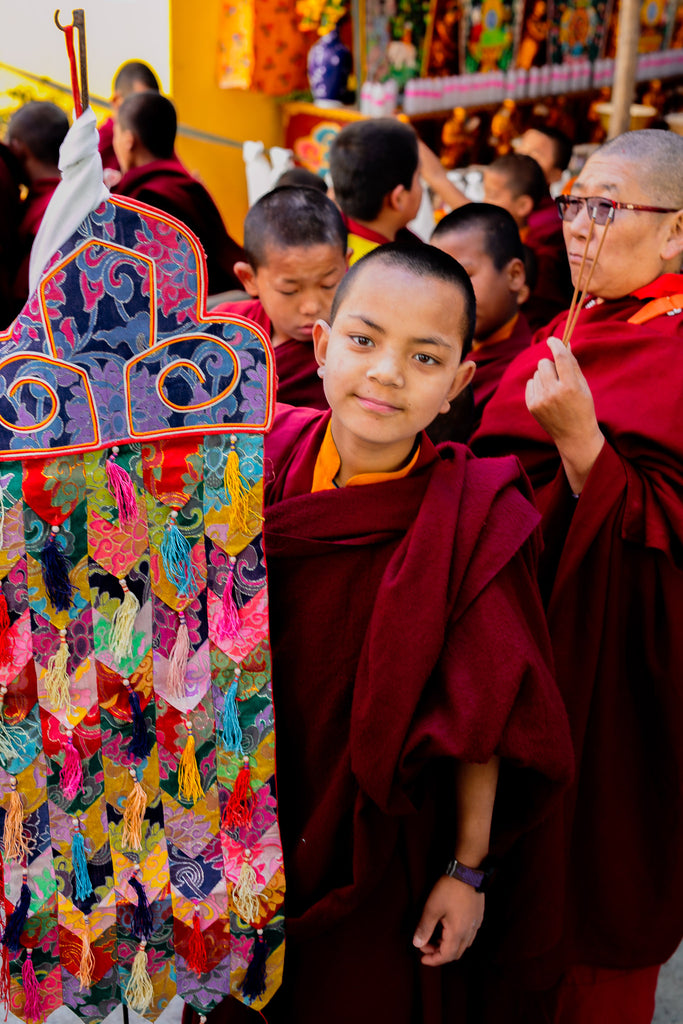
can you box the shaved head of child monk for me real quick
[190,244,573,1024]
[473,128,683,1024]
[214,185,348,410]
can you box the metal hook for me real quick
[54,9,70,31]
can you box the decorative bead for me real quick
[129,768,137,778]
[59,628,67,637]
[230,434,237,445]
[170,510,178,520]
[234,667,241,677]
[112,446,119,455]
[51,524,60,534]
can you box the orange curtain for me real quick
[217,0,310,96]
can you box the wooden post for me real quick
[608,0,641,138]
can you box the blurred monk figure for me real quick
[99,60,160,183]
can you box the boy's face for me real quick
[314,263,475,469]
[433,227,523,342]
[515,129,561,185]
[483,168,530,227]
[237,243,347,346]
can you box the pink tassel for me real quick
[221,557,240,640]
[22,951,41,1021]
[167,611,190,699]
[106,447,138,525]
[60,733,83,800]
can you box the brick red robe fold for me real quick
[470,313,532,436]
[113,158,244,293]
[472,279,683,984]
[13,175,61,309]
[213,298,327,409]
[210,406,571,1023]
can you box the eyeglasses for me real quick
[556,195,680,226]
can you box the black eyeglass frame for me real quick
[555,194,680,225]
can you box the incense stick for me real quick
[562,218,613,348]
[561,217,595,346]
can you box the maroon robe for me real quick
[470,313,533,436]
[13,175,61,309]
[0,142,22,327]
[210,405,572,1023]
[97,116,118,171]
[213,298,327,409]
[522,196,573,332]
[473,275,683,986]
[113,158,244,293]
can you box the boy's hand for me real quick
[525,336,605,494]
[413,875,484,965]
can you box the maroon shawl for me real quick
[470,313,533,437]
[473,279,683,980]
[214,298,327,410]
[114,158,244,293]
[233,406,572,1023]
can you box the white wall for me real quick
[0,0,171,99]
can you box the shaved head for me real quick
[597,130,683,208]
[113,61,160,97]
[8,102,69,165]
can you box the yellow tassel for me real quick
[4,785,30,862]
[78,925,95,991]
[223,437,251,534]
[109,582,140,663]
[177,729,203,805]
[121,775,147,851]
[125,943,154,1014]
[45,632,71,711]
[232,851,260,924]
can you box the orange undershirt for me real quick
[311,421,420,492]
[472,313,519,352]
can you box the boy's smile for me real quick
[313,263,475,483]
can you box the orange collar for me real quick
[311,421,420,492]
[627,294,683,325]
[473,313,519,350]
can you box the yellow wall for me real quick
[169,0,284,244]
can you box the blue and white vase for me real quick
[308,29,352,105]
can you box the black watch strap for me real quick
[445,858,492,893]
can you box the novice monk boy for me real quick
[432,203,532,436]
[198,245,573,1024]
[214,186,348,409]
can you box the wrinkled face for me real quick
[563,153,682,299]
[483,168,527,226]
[252,243,347,345]
[515,129,560,184]
[314,263,472,467]
[432,227,521,341]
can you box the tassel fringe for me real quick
[187,911,207,976]
[220,558,240,640]
[232,853,259,924]
[240,930,268,1003]
[109,581,140,663]
[106,449,138,525]
[178,729,204,805]
[125,944,154,1014]
[222,758,253,830]
[22,951,41,1021]
[3,786,30,863]
[60,735,83,801]
[45,632,71,712]
[161,514,198,599]
[122,774,147,851]
[40,529,73,612]
[0,711,21,768]
[223,439,250,534]
[1,880,31,952]
[72,829,93,901]
[78,927,95,991]
[167,613,190,699]
[219,672,242,754]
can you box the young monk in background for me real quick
[112,92,244,294]
[6,101,69,310]
[214,186,348,409]
[98,59,160,181]
[192,244,573,1024]
[473,128,683,1024]
[432,203,532,436]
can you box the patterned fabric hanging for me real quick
[0,192,283,1021]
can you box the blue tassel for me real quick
[129,876,153,940]
[1,881,31,952]
[40,532,74,612]
[72,831,93,901]
[160,519,198,599]
[219,675,242,754]
[240,931,268,1003]
[125,684,152,760]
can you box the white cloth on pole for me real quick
[29,106,110,293]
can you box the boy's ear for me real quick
[313,319,330,369]
[514,194,534,223]
[386,183,406,213]
[506,257,526,297]
[233,261,259,297]
[440,359,476,414]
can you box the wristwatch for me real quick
[445,858,493,893]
